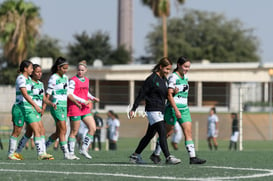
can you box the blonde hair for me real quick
[78,60,87,68]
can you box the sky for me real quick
[13,0,273,63]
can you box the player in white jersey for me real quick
[15,64,55,159]
[207,107,219,150]
[106,110,120,150]
[151,56,206,165]
[45,57,81,160]
[8,60,50,160]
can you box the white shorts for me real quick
[230,131,239,142]
[207,129,218,138]
[109,132,119,141]
[146,111,164,126]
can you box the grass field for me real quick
[1,138,273,180]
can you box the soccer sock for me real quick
[34,137,44,155]
[45,136,55,148]
[154,139,162,155]
[8,136,18,155]
[82,134,93,151]
[16,134,30,153]
[68,137,76,154]
[41,135,46,154]
[185,140,196,158]
[60,141,69,154]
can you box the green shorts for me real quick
[70,113,92,121]
[18,104,41,125]
[164,105,192,125]
[12,104,24,127]
[50,106,67,122]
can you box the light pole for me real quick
[268,69,273,140]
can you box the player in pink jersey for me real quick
[67,60,100,159]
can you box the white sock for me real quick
[41,136,46,154]
[68,137,76,154]
[81,134,93,151]
[185,141,196,158]
[16,135,29,153]
[34,137,44,155]
[8,136,17,155]
[60,141,69,154]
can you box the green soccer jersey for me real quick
[32,80,44,108]
[46,73,68,107]
[167,72,189,108]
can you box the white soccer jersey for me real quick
[15,74,33,109]
[168,72,189,108]
[46,73,69,107]
[207,114,219,131]
[107,118,120,141]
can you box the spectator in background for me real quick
[92,112,104,151]
[229,113,239,151]
[106,110,120,150]
[207,107,219,150]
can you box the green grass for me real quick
[1,138,273,180]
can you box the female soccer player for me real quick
[15,64,55,159]
[151,56,206,164]
[8,60,50,160]
[45,57,81,159]
[106,110,120,150]
[129,57,181,164]
[67,60,100,160]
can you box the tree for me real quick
[67,31,131,65]
[145,9,260,63]
[0,0,42,66]
[28,35,63,60]
[142,0,185,57]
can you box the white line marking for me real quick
[0,163,273,180]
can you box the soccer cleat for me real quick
[64,153,74,160]
[150,153,161,164]
[129,154,145,164]
[38,153,54,160]
[14,152,24,160]
[166,155,181,165]
[190,157,206,164]
[70,153,80,160]
[79,149,92,159]
[8,153,22,160]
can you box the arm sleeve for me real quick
[168,74,176,89]
[88,92,95,100]
[46,76,54,95]
[131,76,152,111]
[68,79,86,103]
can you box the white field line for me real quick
[0,163,273,180]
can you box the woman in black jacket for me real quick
[129,57,181,164]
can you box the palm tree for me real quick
[0,0,42,65]
[142,0,185,57]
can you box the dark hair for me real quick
[152,57,172,73]
[30,64,41,78]
[173,56,190,72]
[51,57,68,74]
[19,60,32,73]
[231,112,237,118]
[211,107,216,114]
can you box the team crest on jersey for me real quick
[156,82,159,87]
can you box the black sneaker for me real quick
[190,157,206,164]
[150,153,161,164]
